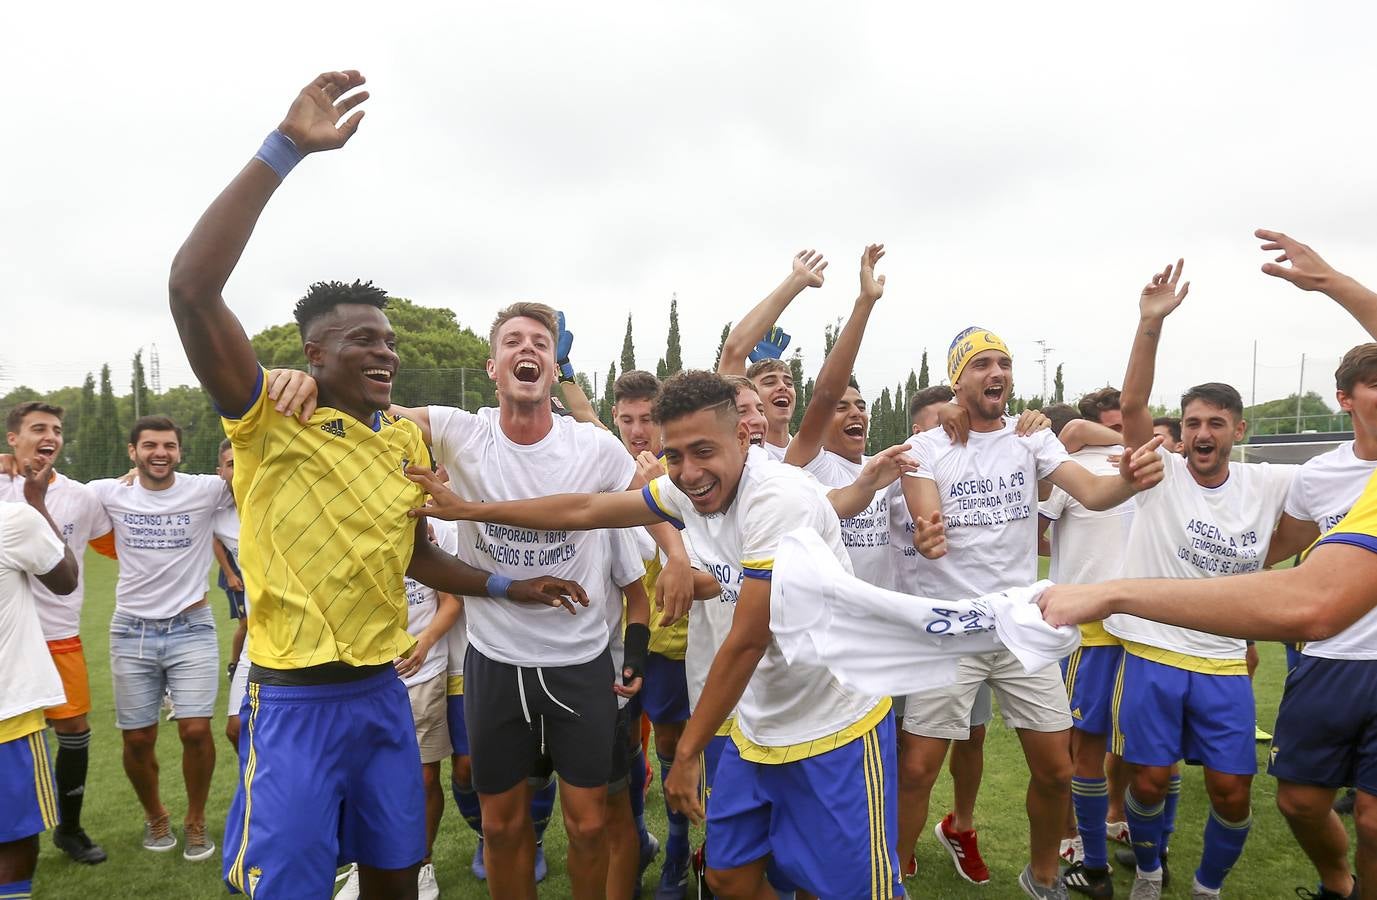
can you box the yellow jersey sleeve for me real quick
[224,369,431,669]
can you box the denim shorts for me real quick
[110,605,219,729]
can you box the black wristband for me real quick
[226,660,238,682]
[622,622,650,685]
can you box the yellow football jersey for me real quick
[645,455,688,659]
[223,370,431,669]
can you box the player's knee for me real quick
[1275,784,1327,822]
[177,717,213,745]
[481,812,529,848]
[705,865,764,897]
[653,727,681,760]
[1205,777,1251,818]
[1352,793,1377,846]
[450,755,472,786]
[1030,754,1073,793]
[899,748,942,790]
[123,726,158,755]
[562,806,609,848]
[1130,768,1169,804]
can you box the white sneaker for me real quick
[418,862,440,900]
[334,863,360,899]
[1059,836,1084,865]
[1106,820,1131,844]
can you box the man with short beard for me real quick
[899,326,1162,899]
[1105,260,1296,900]
[88,415,230,862]
[719,250,830,460]
[2,402,114,866]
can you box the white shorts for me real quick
[902,650,1071,740]
[407,671,452,765]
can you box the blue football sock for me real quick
[1125,787,1166,873]
[659,751,690,865]
[1072,776,1110,869]
[1159,774,1181,857]
[452,778,484,836]
[1196,806,1250,891]
[628,746,650,842]
[531,776,557,844]
[0,879,33,899]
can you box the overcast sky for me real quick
[6,1,1376,417]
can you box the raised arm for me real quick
[785,244,885,467]
[827,443,915,518]
[718,250,827,376]
[169,71,369,414]
[1121,260,1189,450]
[1257,229,1377,339]
[406,466,662,531]
[556,378,607,430]
[1057,419,1123,454]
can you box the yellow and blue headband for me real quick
[947,327,1011,385]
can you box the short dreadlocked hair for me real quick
[293,280,390,339]
[653,370,738,426]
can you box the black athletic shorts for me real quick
[464,643,617,794]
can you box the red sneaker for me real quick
[934,812,991,884]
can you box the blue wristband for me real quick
[253,130,303,180]
[486,573,513,600]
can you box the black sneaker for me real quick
[53,827,108,865]
[1295,877,1359,899]
[1064,861,1114,898]
[1334,789,1357,816]
[1113,849,1170,891]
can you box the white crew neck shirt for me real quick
[800,448,895,590]
[0,503,68,721]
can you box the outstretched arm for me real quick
[718,250,827,376]
[785,244,885,467]
[406,466,663,531]
[406,518,589,613]
[1121,260,1189,451]
[1257,229,1377,338]
[169,71,369,414]
[827,443,915,518]
[1040,542,1377,643]
[1047,436,1165,511]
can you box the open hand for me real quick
[1014,408,1050,436]
[1139,259,1189,321]
[790,249,828,289]
[405,466,474,521]
[857,444,918,492]
[509,575,590,615]
[936,404,970,446]
[1256,229,1338,292]
[278,71,369,154]
[859,243,886,303]
[664,754,706,826]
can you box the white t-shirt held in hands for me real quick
[90,473,230,620]
[428,406,636,668]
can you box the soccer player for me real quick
[408,370,908,900]
[785,244,898,589]
[719,250,830,460]
[899,327,1162,899]
[0,456,80,900]
[87,415,230,861]
[1038,407,1135,898]
[168,70,585,899]
[1097,260,1296,900]
[2,402,113,865]
[1077,388,1124,434]
[389,302,694,900]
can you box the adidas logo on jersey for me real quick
[321,418,346,437]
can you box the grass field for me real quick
[28,550,1337,898]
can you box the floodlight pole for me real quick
[1296,353,1306,432]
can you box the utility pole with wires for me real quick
[1035,339,1054,403]
[150,343,162,395]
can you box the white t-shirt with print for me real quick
[801,449,895,590]
[906,419,1071,599]
[0,503,68,721]
[0,473,111,640]
[763,441,789,463]
[1282,442,1377,659]
[401,521,453,688]
[643,447,880,748]
[1038,446,1135,585]
[90,473,230,620]
[428,406,636,667]
[1105,450,1295,659]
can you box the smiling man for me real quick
[406,369,904,900]
[168,71,585,900]
[897,326,1163,899]
[1102,261,1296,900]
